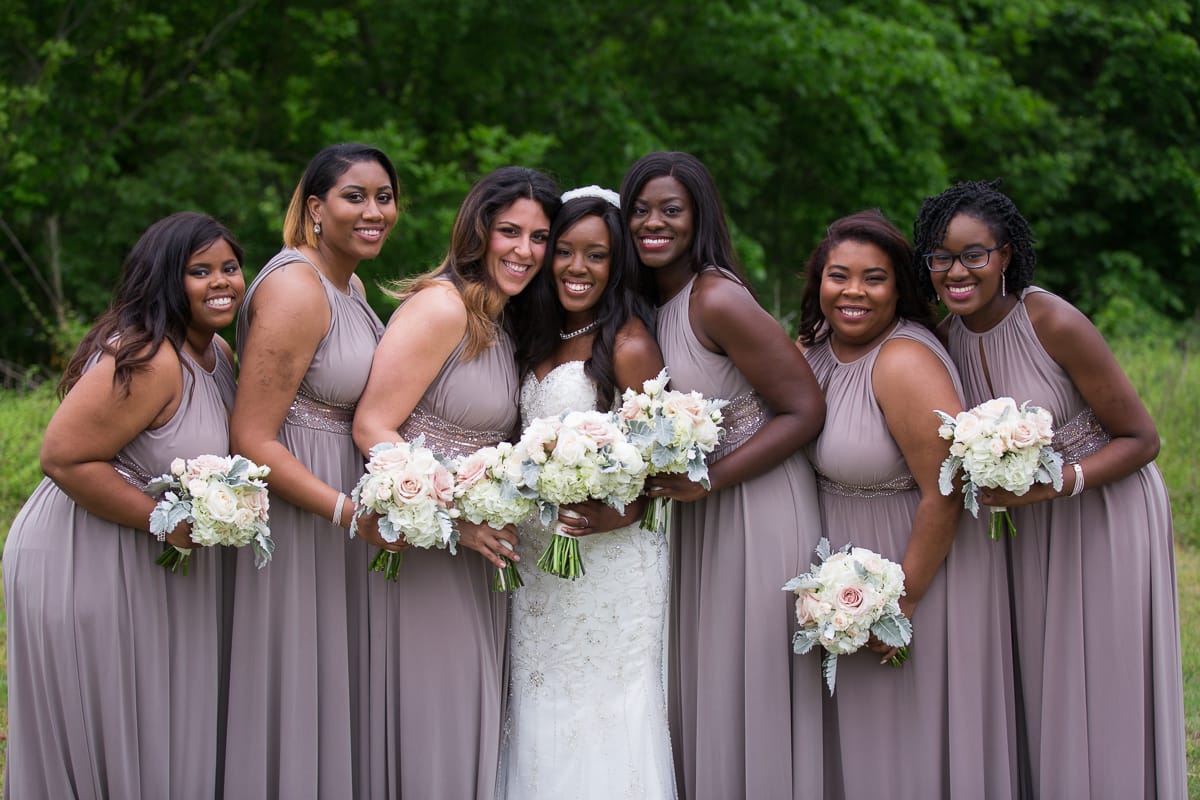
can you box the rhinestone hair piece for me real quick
[560,185,620,209]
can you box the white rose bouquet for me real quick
[453,442,536,591]
[145,454,274,576]
[350,437,459,581]
[618,368,727,533]
[783,537,911,695]
[512,409,647,579]
[934,397,1063,540]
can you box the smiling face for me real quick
[308,160,398,266]
[552,214,611,323]
[928,213,1012,328]
[818,240,898,357]
[629,175,694,272]
[184,237,244,336]
[485,197,551,297]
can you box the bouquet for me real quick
[145,454,274,575]
[453,442,536,591]
[512,410,646,579]
[618,368,726,533]
[350,437,459,581]
[783,537,911,695]
[934,397,1063,539]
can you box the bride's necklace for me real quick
[559,319,600,340]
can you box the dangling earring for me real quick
[313,222,322,237]
[1001,272,1007,298]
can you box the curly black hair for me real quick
[910,179,1037,303]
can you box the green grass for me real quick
[0,381,54,777]
[0,345,1198,792]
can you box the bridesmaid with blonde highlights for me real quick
[223,143,398,798]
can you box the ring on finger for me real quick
[581,516,590,528]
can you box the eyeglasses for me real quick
[923,244,1006,272]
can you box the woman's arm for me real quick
[40,344,194,549]
[978,292,1159,507]
[352,282,465,454]
[229,263,347,524]
[649,272,826,501]
[352,283,519,568]
[873,338,965,618]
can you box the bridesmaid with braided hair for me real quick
[912,179,1185,799]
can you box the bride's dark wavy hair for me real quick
[513,195,654,409]
[58,212,243,397]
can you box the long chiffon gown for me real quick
[804,319,1019,799]
[365,324,518,799]
[223,249,383,799]
[497,361,676,800]
[657,270,824,800]
[945,287,1186,799]
[4,341,234,800]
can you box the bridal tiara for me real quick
[560,185,620,209]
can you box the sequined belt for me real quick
[285,392,356,434]
[1053,407,1111,463]
[397,404,511,460]
[710,391,770,462]
[816,472,917,498]
[112,452,154,489]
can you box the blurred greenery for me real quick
[2,0,1199,381]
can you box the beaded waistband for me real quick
[285,392,356,434]
[816,472,917,498]
[1053,406,1111,463]
[710,391,770,462]
[112,452,153,490]
[398,404,511,460]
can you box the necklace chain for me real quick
[559,319,600,340]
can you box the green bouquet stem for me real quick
[640,496,673,534]
[989,508,1017,540]
[492,561,524,592]
[887,645,910,668]
[154,544,192,576]
[537,528,585,580]
[370,548,405,581]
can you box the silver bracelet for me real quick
[333,492,347,526]
[1069,463,1085,497]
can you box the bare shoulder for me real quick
[874,337,953,389]
[386,281,467,334]
[1022,289,1107,364]
[250,259,329,319]
[691,269,758,316]
[614,315,666,389]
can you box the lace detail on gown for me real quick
[498,361,677,800]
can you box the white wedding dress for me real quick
[497,361,677,800]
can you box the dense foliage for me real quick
[2,0,1198,379]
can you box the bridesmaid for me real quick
[620,151,826,799]
[4,212,243,799]
[912,179,1186,798]
[352,166,559,799]
[796,210,1018,798]
[224,143,398,798]
[499,188,675,799]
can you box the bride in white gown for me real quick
[498,188,677,800]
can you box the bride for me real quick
[498,187,677,800]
